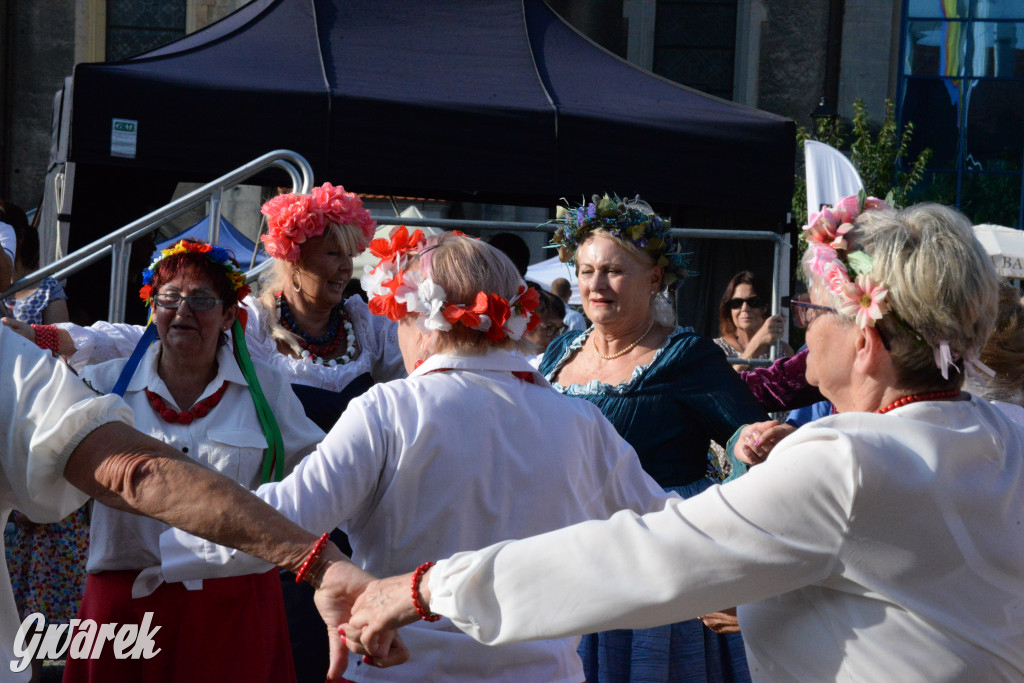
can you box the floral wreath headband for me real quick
[360,226,541,343]
[260,182,376,262]
[547,193,693,291]
[803,193,990,381]
[139,239,251,305]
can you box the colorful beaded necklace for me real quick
[276,293,357,366]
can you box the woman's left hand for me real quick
[735,420,795,465]
[315,559,410,677]
[344,571,425,665]
[746,314,787,357]
[699,607,741,634]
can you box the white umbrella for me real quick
[973,223,1024,279]
[525,256,580,305]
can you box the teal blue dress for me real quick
[540,326,766,683]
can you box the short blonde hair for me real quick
[804,203,998,391]
[258,222,369,353]
[420,232,528,355]
[577,230,676,328]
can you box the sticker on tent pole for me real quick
[111,119,138,158]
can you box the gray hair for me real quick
[803,203,998,391]
[421,232,531,355]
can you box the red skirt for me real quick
[62,569,296,683]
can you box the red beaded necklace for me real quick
[876,389,961,414]
[146,381,229,424]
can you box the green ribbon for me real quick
[232,318,284,483]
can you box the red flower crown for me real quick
[360,227,541,342]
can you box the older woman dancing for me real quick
[54,239,323,683]
[8,184,403,681]
[252,183,405,429]
[347,201,1024,681]
[154,229,672,682]
[540,194,768,681]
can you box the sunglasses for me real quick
[726,295,765,310]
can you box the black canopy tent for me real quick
[65,0,793,208]
[56,0,795,327]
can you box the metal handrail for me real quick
[1,150,313,322]
[374,216,790,361]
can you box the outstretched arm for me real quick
[65,421,386,677]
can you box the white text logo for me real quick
[11,612,161,673]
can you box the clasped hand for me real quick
[329,571,425,675]
[314,563,410,679]
[734,419,795,465]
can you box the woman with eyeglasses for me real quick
[533,195,768,683]
[36,239,322,683]
[4,184,404,681]
[714,271,793,372]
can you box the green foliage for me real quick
[792,98,932,229]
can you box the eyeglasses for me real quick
[539,323,568,337]
[788,300,836,328]
[154,292,225,311]
[726,295,765,310]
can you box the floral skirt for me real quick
[577,478,751,683]
[7,506,90,623]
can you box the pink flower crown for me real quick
[360,226,541,342]
[803,194,990,381]
[803,194,892,330]
[260,182,376,262]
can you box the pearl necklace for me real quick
[876,389,961,414]
[591,320,655,360]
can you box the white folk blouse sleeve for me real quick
[57,320,146,371]
[0,327,134,521]
[159,394,385,582]
[428,427,856,646]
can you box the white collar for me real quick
[411,348,552,388]
[125,342,248,405]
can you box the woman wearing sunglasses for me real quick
[714,271,793,371]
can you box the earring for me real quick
[291,270,302,293]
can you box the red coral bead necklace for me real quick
[876,389,961,415]
[146,381,229,424]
